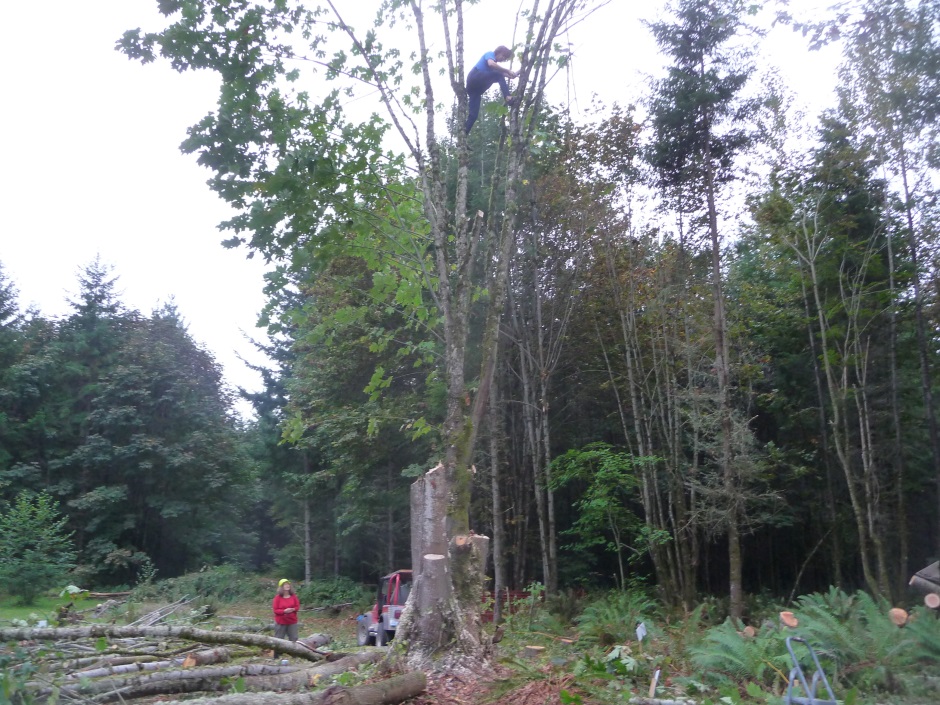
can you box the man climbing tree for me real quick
[120,0,592,670]
[465,45,517,133]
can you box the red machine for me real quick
[356,569,412,646]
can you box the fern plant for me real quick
[791,588,918,692]
[905,606,940,664]
[688,619,791,691]
[575,589,660,646]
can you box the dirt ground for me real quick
[413,669,579,705]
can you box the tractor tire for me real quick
[356,618,373,647]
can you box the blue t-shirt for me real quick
[473,51,498,75]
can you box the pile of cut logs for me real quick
[0,623,424,705]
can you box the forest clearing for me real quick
[2,572,940,705]
[4,0,940,703]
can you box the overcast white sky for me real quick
[0,1,839,418]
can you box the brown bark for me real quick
[399,468,490,670]
[0,626,325,662]
[910,574,940,594]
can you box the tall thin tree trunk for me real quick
[303,497,312,585]
[886,227,909,597]
[703,136,741,622]
[799,275,842,588]
[488,370,506,622]
[898,145,940,558]
[303,452,312,585]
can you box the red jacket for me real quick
[272,593,300,625]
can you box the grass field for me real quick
[0,592,99,625]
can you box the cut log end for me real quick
[780,611,798,628]
[925,592,940,610]
[889,607,909,626]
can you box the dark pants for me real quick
[465,68,509,133]
[275,623,298,641]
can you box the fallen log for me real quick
[0,626,326,662]
[153,670,427,705]
[304,602,354,613]
[38,663,301,702]
[68,647,230,679]
[241,651,383,692]
[47,655,160,672]
[129,596,195,627]
[86,651,383,703]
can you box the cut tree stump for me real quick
[523,646,545,658]
[889,607,909,626]
[779,611,799,628]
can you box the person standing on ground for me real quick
[465,45,517,134]
[272,578,300,642]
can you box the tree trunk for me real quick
[304,492,312,586]
[703,129,740,622]
[66,648,230,679]
[488,374,507,623]
[898,145,940,560]
[0,626,326,662]
[134,671,426,705]
[399,467,490,670]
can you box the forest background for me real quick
[1,0,939,626]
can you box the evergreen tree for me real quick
[0,492,76,605]
[646,0,759,621]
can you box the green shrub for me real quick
[296,578,373,608]
[0,647,37,705]
[688,619,790,691]
[575,588,660,646]
[0,493,76,605]
[546,588,587,624]
[130,566,269,604]
[791,587,918,692]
